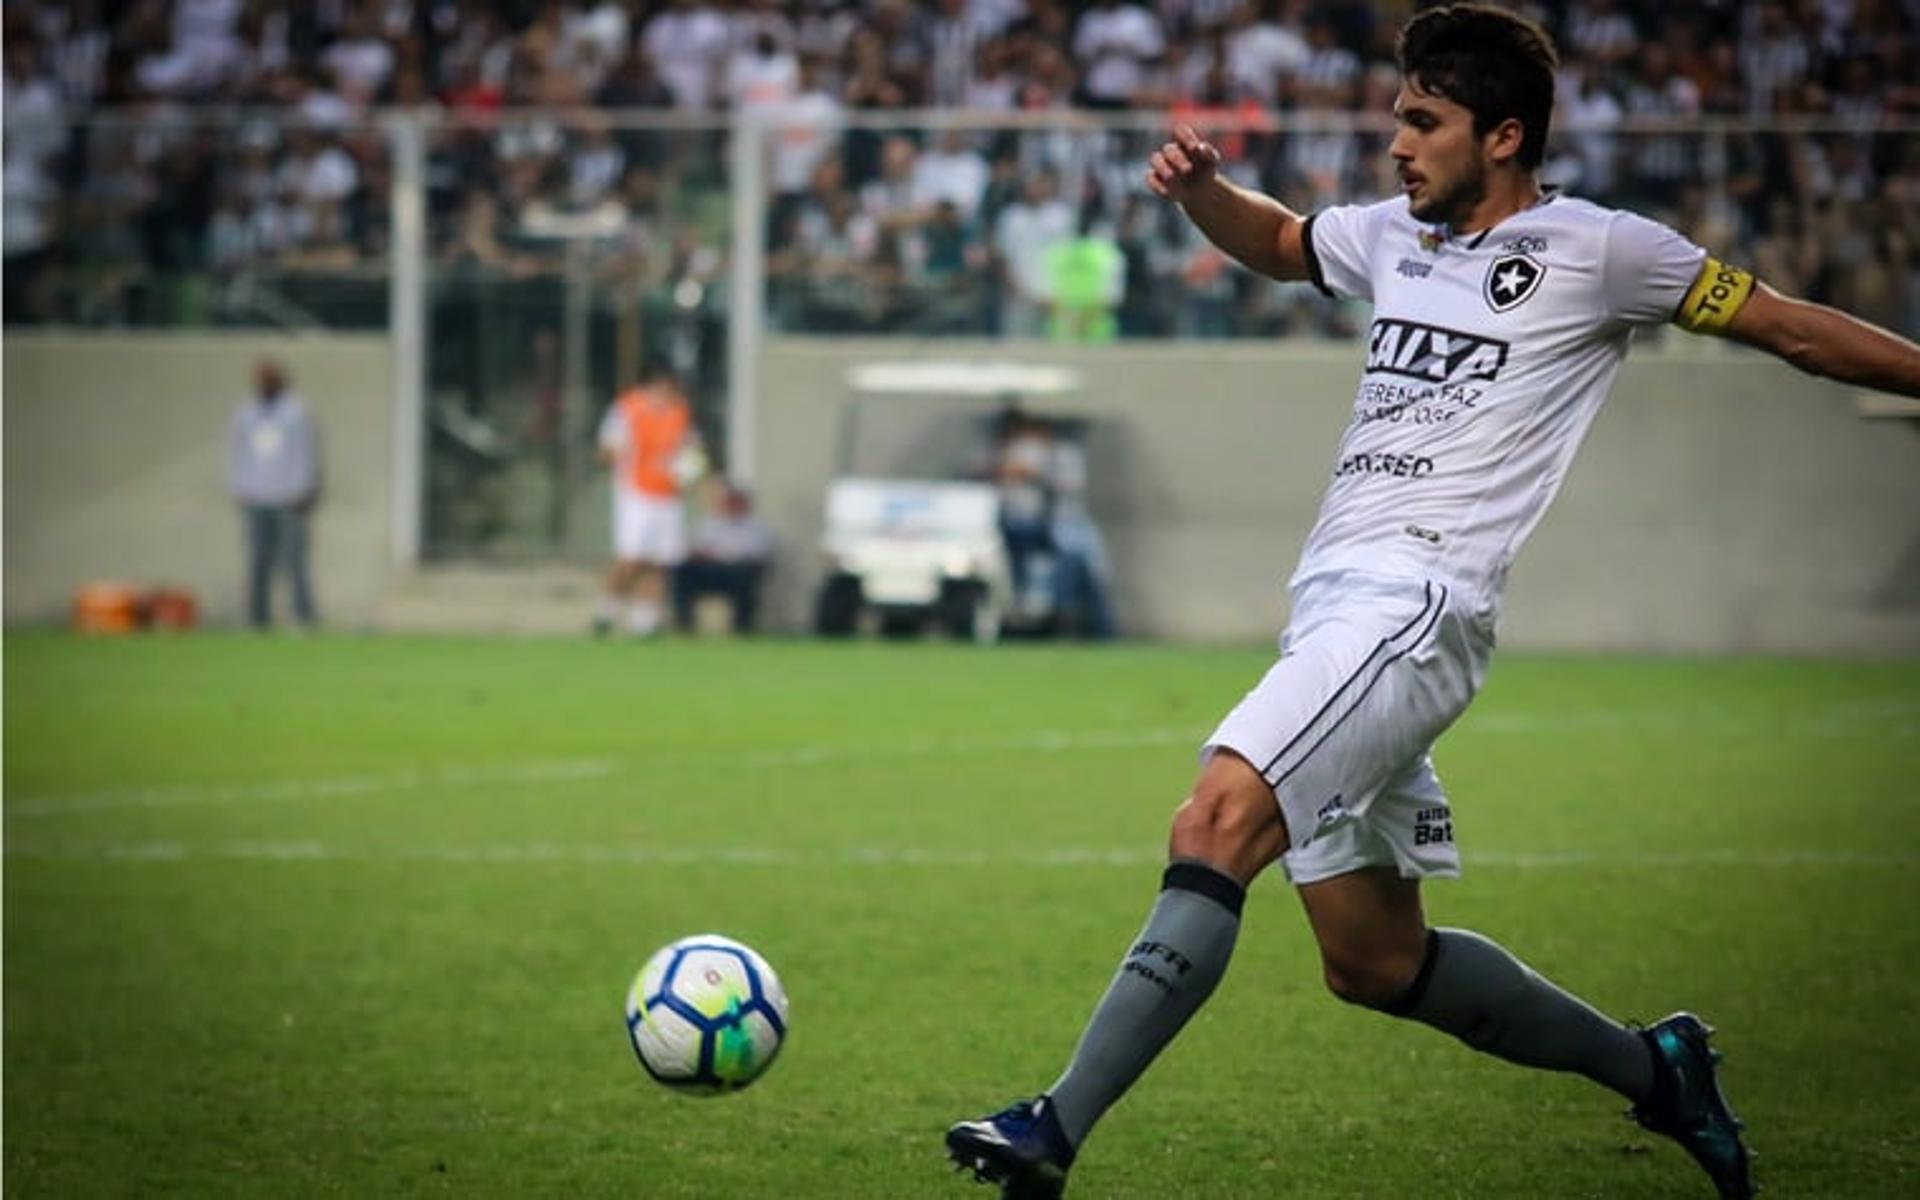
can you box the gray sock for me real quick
[1046,860,1244,1147]
[1387,927,1654,1103]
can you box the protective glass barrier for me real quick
[422,114,730,561]
[3,113,392,329]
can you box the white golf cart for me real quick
[813,361,1086,643]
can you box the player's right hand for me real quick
[1145,124,1222,202]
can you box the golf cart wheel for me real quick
[938,578,1000,644]
[815,572,862,637]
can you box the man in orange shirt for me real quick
[595,366,705,637]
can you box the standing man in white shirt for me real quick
[947,6,1920,1199]
[993,170,1075,338]
[228,360,322,630]
[1071,0,1165,110]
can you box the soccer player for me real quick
[945,6,1920,1198]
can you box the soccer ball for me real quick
[625,934,789,1093]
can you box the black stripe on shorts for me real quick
[1260,581,1449,788]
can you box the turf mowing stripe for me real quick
[10,698,1914,821]
[4,841,1914,869]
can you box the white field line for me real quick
[2,759,623,819]
[2,731,1204,820]
[1,840,1913,869]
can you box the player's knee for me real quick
[1168,779,1284,874]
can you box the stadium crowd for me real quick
[4,0,1918,337]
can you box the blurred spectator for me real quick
[915,127,991,219]
[792,185,887,331]
[964,36,1021,111]
[1073,0,1166,109]
[993,406,1057,614]
[1224,1,1308,104]
[861,134,931,231]
[994,168,1075,337]
[320,7,394,109]
[795,0,861,66]
[4,33,66,159]
[4,0,1916,341]
[917,197,990,332]
[1623,43,1701,215]
[673,481,776,634]
[4,34,64,323]
[923,0,1001,108]
[991,405,1116,638]
[768,54,844,209]
[1565,0,1638,69]
[1740,1,1811,115]
[727,22,800,113]
[568,116,625,208]
[229,359,321,630]
[1289,12,1360,110]
[1046,213,1126,342]
[440,186,542,277]
[1555,57,1623,200]
[645,0,731,111]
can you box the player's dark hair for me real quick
[1396,4,1558,170]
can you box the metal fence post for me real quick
[727,111,768,486]
[387,109,427,569]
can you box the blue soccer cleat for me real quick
[1631,1013,1755,1198]
[945,1096,1076,1198]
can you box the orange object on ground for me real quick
[146,587,200,630]
[71,583,148,633]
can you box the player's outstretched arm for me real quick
[1145,124,1311,283]
[1723,281,1920,398]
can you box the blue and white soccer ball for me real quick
[625,934,789,1093]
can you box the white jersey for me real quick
[1294,192,1709,617]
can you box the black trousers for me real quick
[244,505,315,628]
[673,561,764,633]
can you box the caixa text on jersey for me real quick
[1366,319,1510,383]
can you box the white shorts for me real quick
[1204,572,1492,885]
[613,492,687,565]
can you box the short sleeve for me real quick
[1601,211,1707,326]
[1301,201,1390,302]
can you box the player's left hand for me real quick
[1145,124,1222,203]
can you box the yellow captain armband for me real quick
[1673,257,1756,334]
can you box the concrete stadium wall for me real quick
[5,334,396,628]
[753,337,1920,655]
[7,332,1912,653]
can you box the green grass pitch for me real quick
[5,633,1918,1197]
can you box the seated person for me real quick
[993,408,1057,604]
[1044,431,1116,640]
[673,482,775,634]
[990,405,1116,639]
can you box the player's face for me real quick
[1389,83,1488,227]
